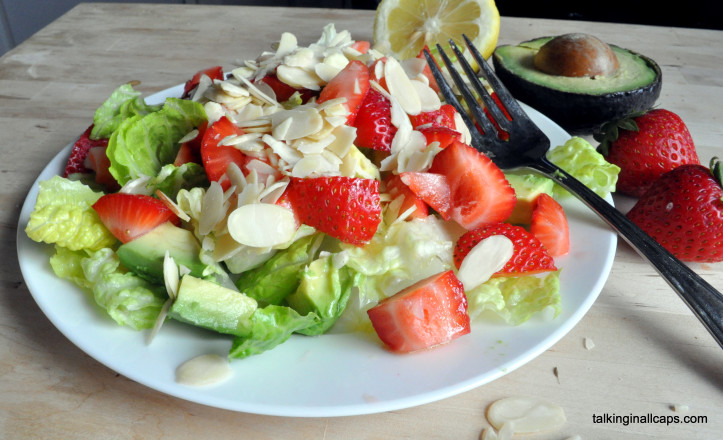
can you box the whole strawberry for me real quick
[626,157,723,262]
[595,109,699,197]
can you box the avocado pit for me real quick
[533,33,619,78]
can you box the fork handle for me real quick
[532,157,723,349]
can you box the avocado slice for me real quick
[117,221,206,284]
[492,36,661,134]
[169,274,257,337]
[504,172,555,225]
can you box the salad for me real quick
[24,24,620,365]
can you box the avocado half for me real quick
[492,36,662,134]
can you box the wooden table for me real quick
[2,4,721,439]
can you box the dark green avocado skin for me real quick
[492,41,662,135]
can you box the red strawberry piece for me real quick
[286,176,382,246]
[173,142,200,167]
[201,116,251,191]
[409,104,457,129]
[453,222,557,276]
[92,193,180,243]
[384,174,429,220]
[416,45,440,93]
[596,108,699,197]
[182,65,224,98]
[530,193,570,257]
[63,125,109,177]
[351,40,371,54]
[317,60,371,125]
[626,158,723,262]
[366,270,470,353]
[483,92,512,141]
[399,172,451,219]
[417,126,461,149]
[352,88,397,152]
[368,58,387,89]
[259,73,316,103]
[429,141,516,229]
[85,146,119,191]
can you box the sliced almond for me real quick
[487,396,567,435]
[175,354,233,387]
[227,203,298,247]
[384,57,421,115]
[163,251,179,300]
[199,181,226,236]
[457,235,514,291]
[271,107,324,141]
[412,79,441,111]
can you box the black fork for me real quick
[423,35,723,349]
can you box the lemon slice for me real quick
[373,0,501,61]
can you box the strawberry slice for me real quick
[63,125,109,177]
[317,60,370,125]
[286,176,381,246]
[85,146,119,191]
[200,116,251,190]
[453,223,557,276]
[483,92,512,141]
[368,57,388,91]
[417,126,461,149]
[384,174,429,220]
[259,73,316,103]
[530,193,570,257]
[409,104,457,129]
[399,172,451,219]
[351,40,371,54]
[182,65,224,98]
[92,193,180,243]
[367,270,470,353]
[429,141,516,229]
[352,88,397,152]
[416,45,440,93]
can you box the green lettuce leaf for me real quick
[466,271,562,325]
[285,256,363,336]
[149,162,209,200]
[107,98,207,185]
[90,83,162,140]
[334,215,454,332]
[228,305,318,359]
[547,136,620,198]
[50,246,165,330]
[234,234,321,306]
[25,176,116,251]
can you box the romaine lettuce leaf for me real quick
[547,137,620,198]
[228,305,318,359]
[234,234,321,306]
[50,246,165,330]
[335,215,455,332]
[107,98,207,185]
[25,175,116,251]
[90,83,162,140]
[466,271,561,325]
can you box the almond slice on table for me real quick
[487,396,567,435]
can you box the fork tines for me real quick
[422,35,526,144]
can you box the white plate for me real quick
[16,85,617,417]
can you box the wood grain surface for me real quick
[1,4,721,439]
